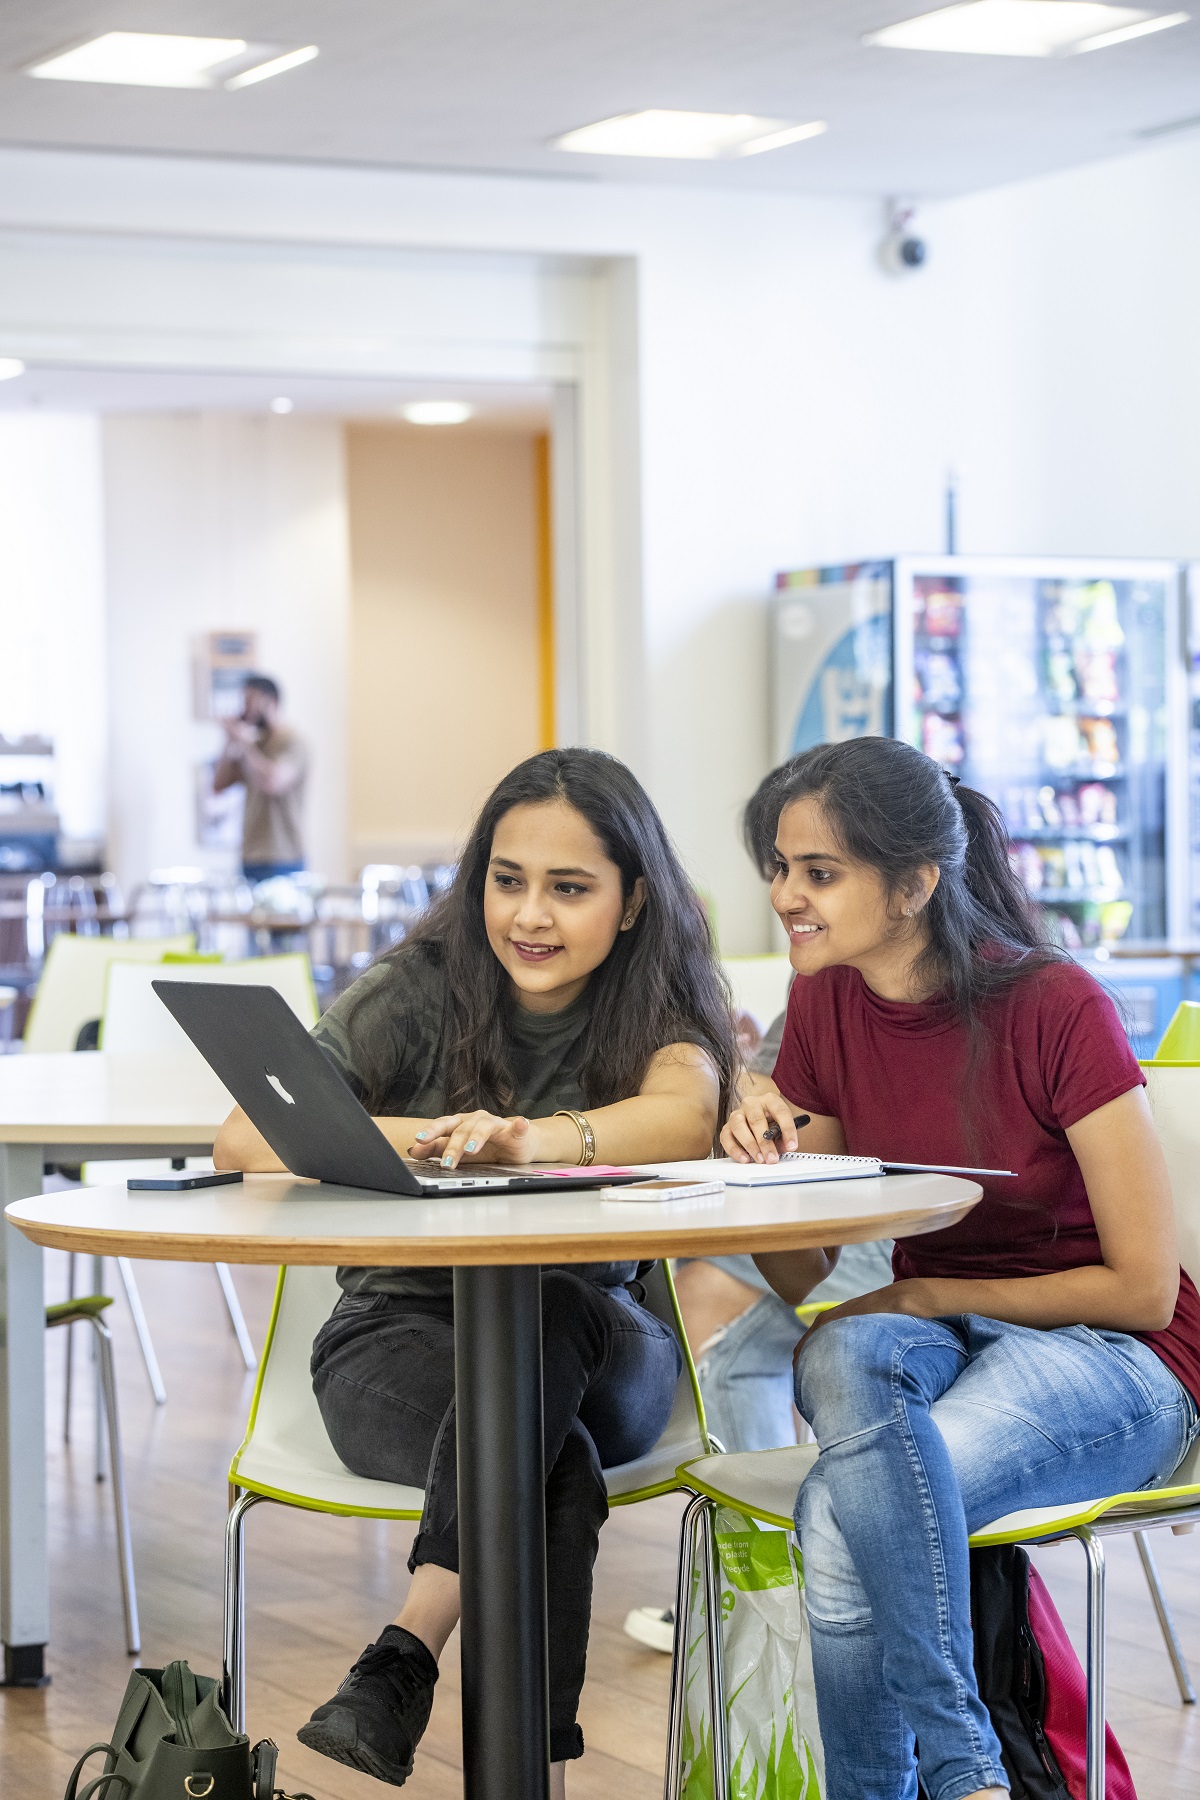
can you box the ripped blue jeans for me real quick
[793,1312,1199,1800]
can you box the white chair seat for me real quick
[678,1436,1200,1542]
[232,1436,423,1518]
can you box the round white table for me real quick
[7,1168,980,1800]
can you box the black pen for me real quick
[764,1113,810,1143]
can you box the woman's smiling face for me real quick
[483,798,645,1012]
[771,795,938,994]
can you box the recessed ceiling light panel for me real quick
[0,359,26,381]
[26,31,319,89]
[403,401,474,425]
[554,110,826,160]
[863,1,1187,56]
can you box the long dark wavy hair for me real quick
[745,737,1064,1029]
[350,748,738,1125]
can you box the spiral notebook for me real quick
[636,1154,1014,1188]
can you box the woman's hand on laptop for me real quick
[408,1110,537,1170]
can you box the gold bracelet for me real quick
[554,1108,596,1166]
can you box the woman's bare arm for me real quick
[214,1041,720,1174]
[805,1087,1179,1337]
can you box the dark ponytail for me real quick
[755,737,1062,1027]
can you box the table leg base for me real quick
[2,1642,49,1687]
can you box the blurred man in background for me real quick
[214,674,308,883]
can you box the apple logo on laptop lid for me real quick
[265,1072,295,1105]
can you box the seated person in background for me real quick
[216,747,737,1797]
[721,735,1200,1800]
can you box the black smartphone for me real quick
[127,1170,244,1191]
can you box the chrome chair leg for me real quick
[1080,1528,1106,1800]
[664,1494,707,1800]
[117,1256,167,1404]
[90,1315,140,1655]
[223,1490,264,1733]
[701,1500,730,1800]
[63,1251,77,1441]
[1135,1528,1196,1704]
[214,1263,257,1372]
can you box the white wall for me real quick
[102,414,350,890]
[0,415,107,847]
[3,135,1200,942]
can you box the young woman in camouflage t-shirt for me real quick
[216,748,737,1794]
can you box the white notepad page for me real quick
[635,1153,885,1188]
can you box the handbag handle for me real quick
[63,1743,125,1800]
[74,1779,132,1800]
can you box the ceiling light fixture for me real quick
[269,397,294,414]
[403,402,474,426]
[26,31,319,90]
[1077,9,1189,45]
[863,1,1188,56]
[554,110,827,160]
[0,359,26,381]
[226,46,319,89]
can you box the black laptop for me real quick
[152,980,639,1198]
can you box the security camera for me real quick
[879,200,928,276]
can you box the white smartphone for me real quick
[599,1178,725,1203]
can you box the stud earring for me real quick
[624,914,635,927]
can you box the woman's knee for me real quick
[795,1467,871,1627]
[795,1312,963,1436]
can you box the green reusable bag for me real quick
[61,1661,303,1800]
[682,1507,824,1800]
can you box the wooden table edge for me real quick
[4,1196,978,1265]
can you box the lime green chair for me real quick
[220,1261,709,1734]
[669,1059,1200,1800]
[1154,1000,1200,1064]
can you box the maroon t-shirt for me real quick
[772,958,1200,1406]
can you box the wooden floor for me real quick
[4,1253,1200,1798]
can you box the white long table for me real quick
[0,1052,230,1686]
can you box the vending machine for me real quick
[772,556,1187,952]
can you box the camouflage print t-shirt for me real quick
[312,942,642,1300]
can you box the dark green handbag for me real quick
[62,1661,310,1800]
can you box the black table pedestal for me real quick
[454,1264,550,1800]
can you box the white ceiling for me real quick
[0,365,553,423]
[0,2,1197,198]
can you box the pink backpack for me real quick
[1027,1563,1136,1800]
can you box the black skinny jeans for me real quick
[310,1269,682,1762]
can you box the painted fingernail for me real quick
[441,1154,454,1167]
[416,1131,429,1142]
[465,1140,477,1153]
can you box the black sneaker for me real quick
[297,1625,439,1785]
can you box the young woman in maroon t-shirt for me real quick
[721,736,1200,1800]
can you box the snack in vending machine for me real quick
[1045,649,1077,705]
[1040,845,1068,890]
[917,650,962,711]
[1011,842,1043,892]
[1052,909,1085,950]
[1075,649,1119,708]
[1037,785,1062,829]
[1079,717,1120,775]
[1077,781,1117,827]
[1077,582,1125,651]
[1099,900,1133,942]
[1095,845,1123,893]
[1063,842,1086,891]
[921,587,964,638]
[1044,716,1083,771]
[921,712,964,766]
[1058,788,1081,829]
